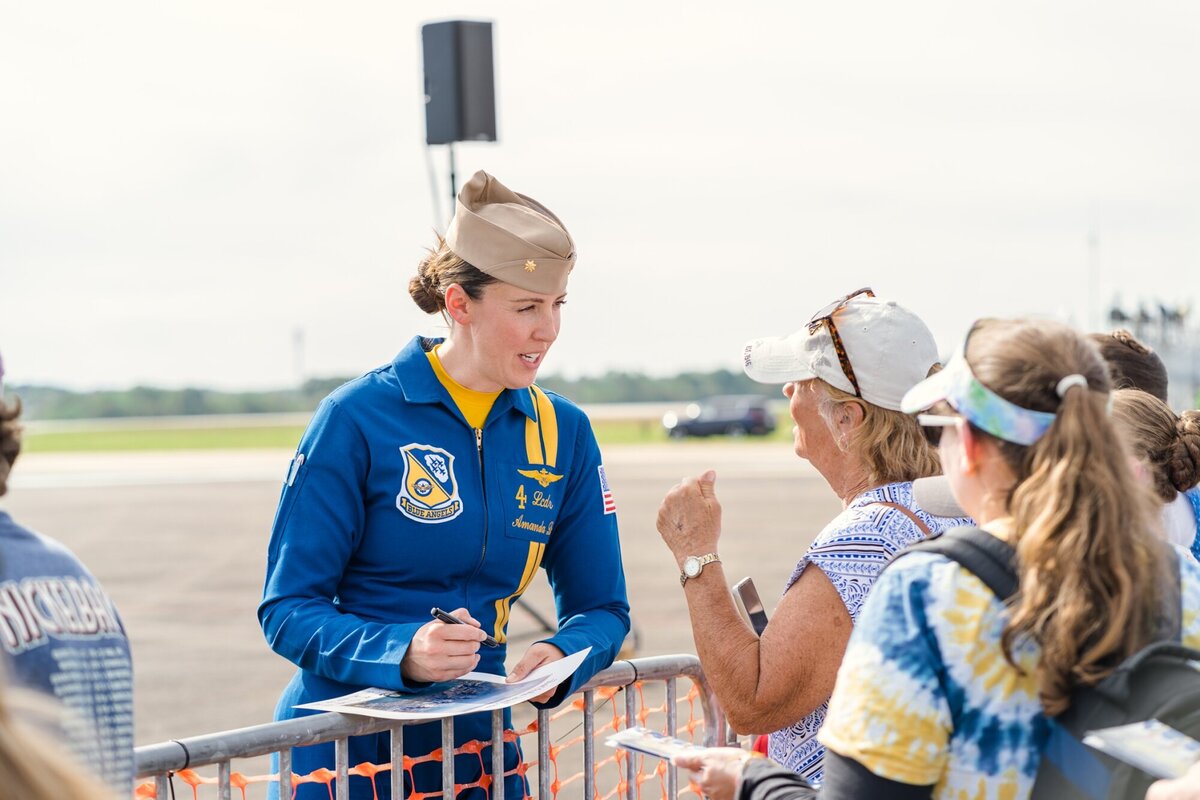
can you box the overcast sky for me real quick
[2,1,1198,390]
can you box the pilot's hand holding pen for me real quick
[400,606,489,683]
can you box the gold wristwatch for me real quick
[679,553,720,587]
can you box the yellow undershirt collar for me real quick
[426,345,500,430]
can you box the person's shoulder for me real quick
[818,484,917,542]
[885,547,964,582]
[1178,544,1200,587]
[0,516,91,579]
[891,533,1012,607]
[531,386,595,443]
[865,547,1000,632]
[1179,547,1200,649]
[535,386,586,418]
[857,483,970,535]
[316,351,421,422]
[326,362,401,404]
[811,504,885,550]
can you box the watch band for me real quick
[679,553,721,587]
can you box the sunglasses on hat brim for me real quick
[805,287,875,398]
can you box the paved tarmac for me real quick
[3,442,841,747]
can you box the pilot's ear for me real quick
[444,283,472,325]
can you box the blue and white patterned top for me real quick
[767,481,972,784]
[819,541,1200,800]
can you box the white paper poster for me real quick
[296,648,590,720]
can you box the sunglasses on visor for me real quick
[916,413,962,447]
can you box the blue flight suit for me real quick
[259,335,630,799]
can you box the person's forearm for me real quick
[260,597,424,690]
[737,757,818,800]
[683,563,840,733]
[660,473,832,732]
[737,752,934,800]
[682,565,795,733]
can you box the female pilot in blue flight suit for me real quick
[259,171,631,799]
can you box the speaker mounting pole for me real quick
[420,19,497,227]
[448,143,457,216]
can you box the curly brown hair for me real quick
[0,397,21,498]
[407,234,499,316]
[1088,329,1168,402]
[1111,390,1200,502]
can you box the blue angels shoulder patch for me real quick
[395,443,463,523]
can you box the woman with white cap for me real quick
[259,171,630,800]
[656,288,968,784]
[673,317,1200,800]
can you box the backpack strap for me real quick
[903,526,1019,602]
[1039,722,1113,800]
[866,501,933,539]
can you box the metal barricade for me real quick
[134,654,727,800]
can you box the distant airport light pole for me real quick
[421,20,498,227]
[292,327,305,389]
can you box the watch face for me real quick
[684,556,701,577]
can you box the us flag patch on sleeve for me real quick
[598,465,617,515]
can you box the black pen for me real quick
[430,607,499,647]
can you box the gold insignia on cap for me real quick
[443,171,575,295]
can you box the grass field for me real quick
[22,425,310,453]
[22,413,796,453]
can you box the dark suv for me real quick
[662,395,777,438]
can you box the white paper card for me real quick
[605,726,706,763]
[1083,719,1200,779]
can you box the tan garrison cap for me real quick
[445,170,576,294]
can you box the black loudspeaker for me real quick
[421,20,497,145]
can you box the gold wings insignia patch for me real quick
[518,468,564,488]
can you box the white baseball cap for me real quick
[742,291,939,412]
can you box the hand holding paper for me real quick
[507,642,567,703]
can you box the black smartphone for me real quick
[733,576,769,636]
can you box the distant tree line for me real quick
[11,369,769,420]
[538,369,770,404]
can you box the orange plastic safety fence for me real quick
[132,681,707,800]
[507,680,704,800]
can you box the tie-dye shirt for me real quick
[767,482,971,783]
[819,540,1200,800]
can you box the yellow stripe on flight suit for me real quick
[493,386,558,642]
